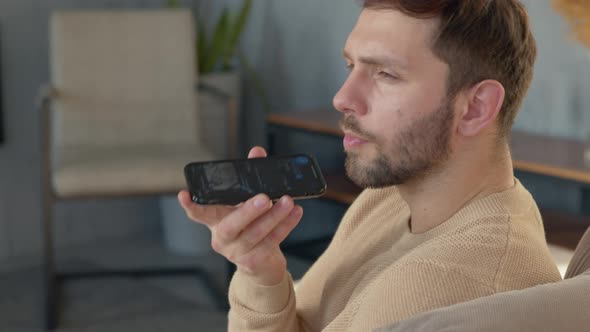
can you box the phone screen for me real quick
[185,154,326,205]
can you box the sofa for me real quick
[378,226,590,331]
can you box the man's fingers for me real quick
[178,190,193,209]
[229,196,295,255]
[268,205,303,245]
[178,190,236,227]
[248,146,267,159]
[215,194,273,243]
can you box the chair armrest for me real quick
[197,83,239,159]
[197,82,233,102]
[38,85,59,198]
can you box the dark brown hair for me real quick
[362,0,537,138]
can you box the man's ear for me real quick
[457,80,505,137]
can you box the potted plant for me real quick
[168,0,270,155]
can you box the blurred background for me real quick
[0,0,589,331]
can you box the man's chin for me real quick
[346,170,392,189]
[344,156,364,187]
[344,154,408,189]
[345,156,383,189]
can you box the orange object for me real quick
[553,0,590,47]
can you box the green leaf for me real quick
[202,8,231,73]
[166,0,179,8]
[223,0,252,68]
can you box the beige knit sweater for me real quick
[228,179,561,331]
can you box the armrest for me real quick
[566,226,590,278]
[196,82,239,159]
[38,85,59,198]
[377,275,590,332]
[197,81,233,102]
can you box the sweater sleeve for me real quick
[349,261,496,331]
[228,270,305,332]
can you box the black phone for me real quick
[184,154,327,205]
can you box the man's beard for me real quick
[342,99,454,189]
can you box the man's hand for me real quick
[178,146,304,286]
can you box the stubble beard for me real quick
[344,100,455,189]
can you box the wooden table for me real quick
[267,109,590,249]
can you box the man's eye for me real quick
[345,63,354,72]
[378,71,397,80]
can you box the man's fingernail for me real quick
[254,196,268,209]
[279,196,290,207]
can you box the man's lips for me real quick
[343,132,369,149]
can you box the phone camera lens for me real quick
[295,156,310,165]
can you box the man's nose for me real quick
[333,74,368,116]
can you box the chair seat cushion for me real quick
[52,145,216,197]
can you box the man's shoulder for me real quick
[452,179,537,222]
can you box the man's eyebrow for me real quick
[342,49,408,70]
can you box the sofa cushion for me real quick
[377,271,590,332]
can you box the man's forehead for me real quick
[356,8,441,34]
[345,9,440,59]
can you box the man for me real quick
[376,1,590,331]
[179,1,561,331]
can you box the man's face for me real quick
[334,9,455,188]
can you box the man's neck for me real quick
[398,143,515,234]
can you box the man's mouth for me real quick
[343,132,369,149]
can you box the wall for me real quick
[231,0,590,215]
[0,0,588,263]
[225,0,590,149]
[518,0,590,139]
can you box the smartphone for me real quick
[184,154,327,205]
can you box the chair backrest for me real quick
[565,226,590,278]
[49,10,199,154]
